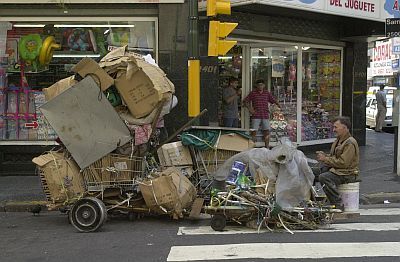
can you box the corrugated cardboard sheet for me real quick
[40,76,132,169]
[32,152,85,204]
[43,76,77,101]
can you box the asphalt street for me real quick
[1,205,400,262]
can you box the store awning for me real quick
[199,0,388,23]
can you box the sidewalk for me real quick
[1,129,400,211]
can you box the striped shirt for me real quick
[244,89,277,119]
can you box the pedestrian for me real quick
[243,79,280,147]
[375,84,387,132]
[316,116,359,210]
[222,77,241,128]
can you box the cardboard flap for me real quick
[100,45,128,62]
[32,152,62,167]
[72,57,114,91]
[43,76,77,101]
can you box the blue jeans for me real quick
[223,118,239,128]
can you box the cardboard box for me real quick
[139,167,196,216]
[72,57,114,91]
[43,76,77,101]
[139,175,180,215]
[115,56,174,118]
[162,167,197,210]
[157,141,193,167]
[32,152,85,204]
[216,133,255,152]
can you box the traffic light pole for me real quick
[188,0,200,117]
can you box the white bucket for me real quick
[338,182,360,212]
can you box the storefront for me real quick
[199,0,392,147]
[0,1,395,174]
[368,38,400,88]
[0,1,186,175]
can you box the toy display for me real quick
[300,50,340,141]
[39,36,61,66]
[18,34,42,71]
[63,28,94,52]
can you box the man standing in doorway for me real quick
[222,77,241,128]
[375,84,387,132]
[243,79,280,147]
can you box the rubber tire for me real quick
[211,214,226,231]
[69,197,107,233]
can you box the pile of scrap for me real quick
[32,47,193,231]
[30,49,340,234]
[205,138,341,232]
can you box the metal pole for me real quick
[188,0,200,117]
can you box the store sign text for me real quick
[370,39,395,77]
[394,0,400,11]
[329,0,375,12]
[373,43,391,62]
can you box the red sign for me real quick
[25,121,38,129]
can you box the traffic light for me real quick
[208,21,237,56]
[207,0,231,17]
[207,0,238,56]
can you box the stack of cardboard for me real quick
[32,47,197,219]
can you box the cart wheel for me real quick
[69,197,107,233]
[211,214,226,231]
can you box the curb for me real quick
[0,201,48,212]
[361,192,400,205]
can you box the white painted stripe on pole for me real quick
[167,242,400,261]
[359,208,400,216]
[177,223,400,235]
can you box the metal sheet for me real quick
[40,76,131,169]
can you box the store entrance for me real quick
[248,44,299,146]
[217,40,343,147]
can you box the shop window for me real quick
[0,20,156,142]
[301,48,341,142]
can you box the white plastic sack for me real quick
[214,138,314,209]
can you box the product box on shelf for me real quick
[0,90,5,115]
[0,117,5,139]
[6,91,17,115]
[5,118,17,140]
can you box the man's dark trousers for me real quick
[319,171,358,205]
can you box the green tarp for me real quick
[181,129,251,151]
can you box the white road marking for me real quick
[178,222,400,235]
[359,208,400,216]
[167,242,400,261]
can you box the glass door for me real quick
[247,44,299,145]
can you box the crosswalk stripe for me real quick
[167,242,400,261]
[178,222,400,235]
[359,208,400,216]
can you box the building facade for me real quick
[0,0,396,174]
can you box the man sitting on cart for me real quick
[316,116,360,210]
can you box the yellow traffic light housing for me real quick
[208,21,237,56]
[207,0,231,17]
